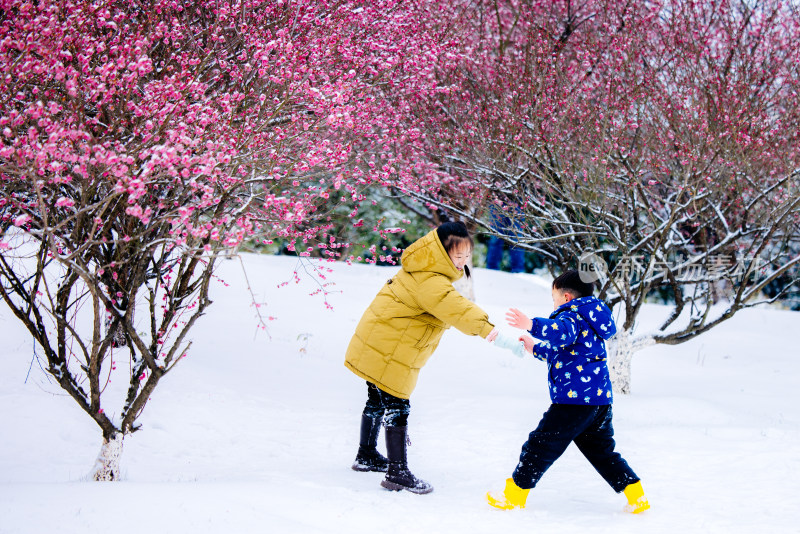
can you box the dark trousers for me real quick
[362,381,410,427]
[512,404,640,493]
[486,236,526,273]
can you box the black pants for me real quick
[362,381,410,427]
[512,404,640,493]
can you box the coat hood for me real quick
[553,296,617,340]
[400,229,462,282]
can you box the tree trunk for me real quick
[608,329,656,395]
[90,433,124,481]
[608,328,634,395]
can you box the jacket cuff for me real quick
[479,322,496,338]
[528,318,540,338]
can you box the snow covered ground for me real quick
[1,253,798,534]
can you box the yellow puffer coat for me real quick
[344,229,495,399]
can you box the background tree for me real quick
[414,0,800,392]
[0,0,451,479]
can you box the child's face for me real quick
[448,243,472,271]
[551,287,573,310]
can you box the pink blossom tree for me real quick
[0,0,450,479]
[414,0,800,392]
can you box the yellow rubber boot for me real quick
[487,478,530,510]
[623,481,650,514]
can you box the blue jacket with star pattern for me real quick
[528,296,617,405]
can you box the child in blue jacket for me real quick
[488,270,650,513]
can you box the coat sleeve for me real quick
[529,315,578,348]
[417,275,495,338]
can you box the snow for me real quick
[1,253,798,533]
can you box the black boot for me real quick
[352,415,389,472]
[380,425,433,494]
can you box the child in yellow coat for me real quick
[345,222,499,494]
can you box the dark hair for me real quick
[436,221,473,254]
[437,221,473,278]
[552,269,594,298]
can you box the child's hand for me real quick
[486,328,499,343]
[506,308,533,331]
[492,333,526,358]
[520,336,535,355]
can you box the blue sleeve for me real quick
[530,343,551,362]
[529,314,578,348]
